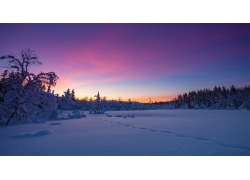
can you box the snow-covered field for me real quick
[0,110,249,156]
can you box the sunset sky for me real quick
[0,24,249,102]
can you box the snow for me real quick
[0,110,249,155]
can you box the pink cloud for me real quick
[2,24,248,100]
[50,24,248,85]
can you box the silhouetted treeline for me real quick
[173,85,250,110]
[56,85,250,112]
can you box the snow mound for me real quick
[67,110,86,119]
[50,123,61,125]
[12,129,53,138]
[32,130,53,137]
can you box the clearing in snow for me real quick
[0,110,249,156]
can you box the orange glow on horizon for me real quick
[134,95,177,103]
[75,94,177,103]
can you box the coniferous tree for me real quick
[172,85,249,110]
[71,89,76,101]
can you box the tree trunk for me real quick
[5,112,15,126]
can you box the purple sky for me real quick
[0,24,249,102]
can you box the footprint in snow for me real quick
[100,119,250,152]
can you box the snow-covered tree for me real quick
[90,92,105,114]
[173,85,250,110]
[0,49,59,126]
[57,88,75,110]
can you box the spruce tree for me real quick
[71,89,76,101]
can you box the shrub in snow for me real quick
[81,113,86,117]
[72,110,82,118]
[106,113,112,117]
[67,111,86,119]
[114,115,122,117]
